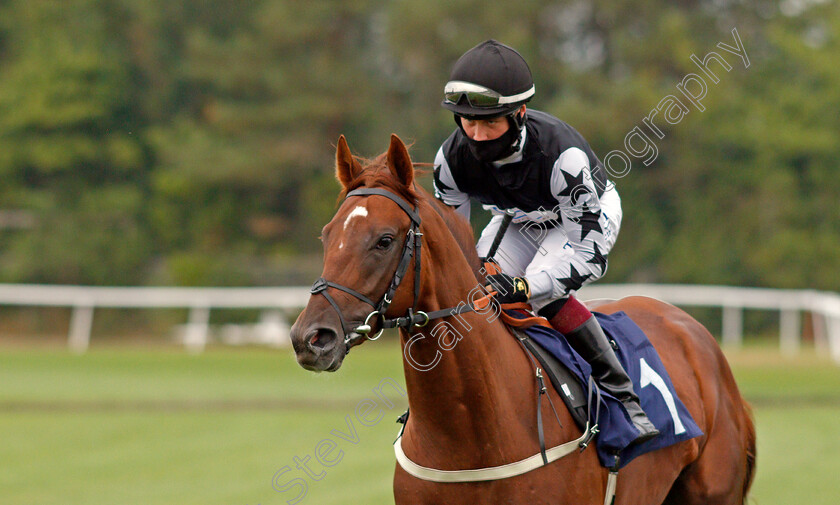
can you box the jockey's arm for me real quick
[433,148,471,221]
[523,148,621,306]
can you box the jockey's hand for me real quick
[485,274,530,304]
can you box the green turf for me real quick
[749,406,840,505]
[0,344,404,404]
[0,410,399,505]
[727,347,840,402]
[728,347,840,505]
[1,341,838,505]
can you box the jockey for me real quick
[433,39,659,444]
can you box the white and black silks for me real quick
[434,109,622,312]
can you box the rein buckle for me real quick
[412,310,430,328]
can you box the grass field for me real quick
[1,340,839,505]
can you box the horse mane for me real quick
[340,153,483,282]
[427,197,484,281]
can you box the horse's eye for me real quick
[375,236,394,250]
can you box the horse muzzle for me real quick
[290,320,348,372]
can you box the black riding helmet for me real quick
[442,40,535,162]
[441,39,535,120]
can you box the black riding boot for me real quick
[565,316,660,445]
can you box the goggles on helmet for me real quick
[444,81,535,109]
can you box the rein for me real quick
[311,186,613,499]
[309,187,490,349]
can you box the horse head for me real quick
[290,134,757,505]
[290,134,423,372]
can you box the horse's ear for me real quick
[386,134,414,187]
[336,135,362,189]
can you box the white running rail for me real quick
[0,284,309,353]
[0,283,838,364]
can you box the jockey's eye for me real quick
[375,235,394,250]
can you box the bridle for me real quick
[309,187,609,490]
[310,188,433,348]
[310,187,538,354]
[310,187,485,349]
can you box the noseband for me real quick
[310,188,429,347]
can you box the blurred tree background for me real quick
[0,0,837,290]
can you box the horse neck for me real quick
[399,220,534,443]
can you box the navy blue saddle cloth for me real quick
[520,310,703,469]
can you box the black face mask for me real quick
[458,115,523,163]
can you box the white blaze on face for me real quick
[339,204,368,249]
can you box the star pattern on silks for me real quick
[586,242,608,275]
[433,166,453,196]
[577,211,603,242]
[556,264,592,293]
[556,168,589,207]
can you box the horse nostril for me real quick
[308,327,338,351]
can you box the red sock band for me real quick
[547,296,593,333]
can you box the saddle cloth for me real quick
[518,310,704,469]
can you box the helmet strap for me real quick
[511,107,527,131]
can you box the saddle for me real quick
[501,308,704,469]
[513,325,590,431]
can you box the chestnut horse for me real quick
[290,135,756,504]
